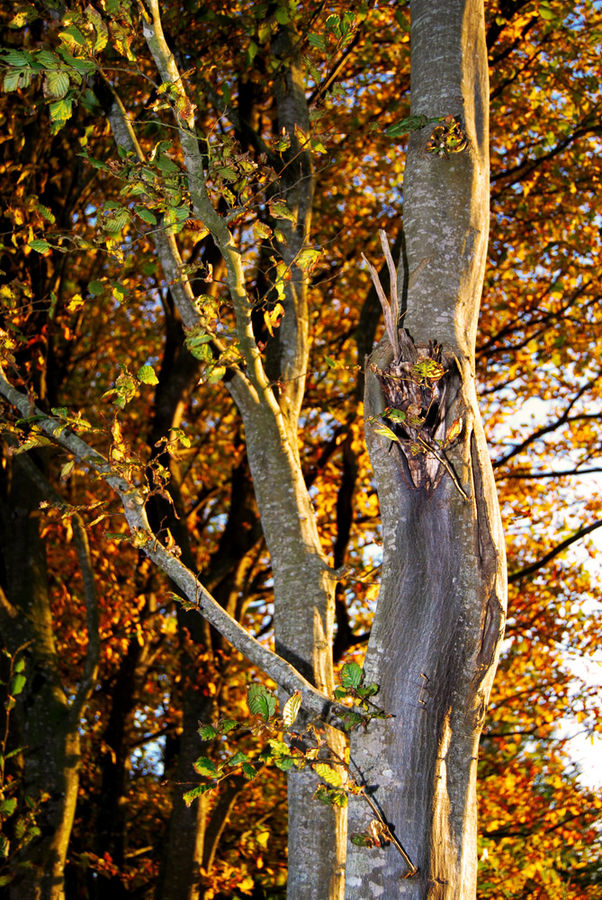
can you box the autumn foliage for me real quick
[0,0,600,897]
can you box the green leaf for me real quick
[257,20,272,44]
[155,154,179,174]
[266,739,290,757]
[357,682,379,699]
[308,32,326,50]
[59,51,96,76]
[185,328,212,361]
[206,365,226,384]
[4,746,26,761]
[10,11,32,28]
[253,220,272,241]
[37,49,61,68]
[171,428,191,448]
[340,662,363,689]
[85,5,109,51]
[198,724,218,741]
[242,761,258,779]
[137,364,159,385]
[60,460,75,481]
[135,206,157,225]
[44,70,70,99]
[274,756,296,771]
[0,798,17,817]
[111,281,127,303]
[314,783,348,807]
[59,25,86,47]
[3,49,32,66]
[385,115,441,137]
[247,683,277,721]
[538,2,556,19]
[193,756,218,777]
[220,718,238,734]
[28,239,51,254]
[3,69,28,92]
[10,674,26,696]
[269,200,295,222]
[413,358,445,381]
[103,206,130,234]
[227,751,248,767]
[35,202,56,224]
[385,407,406,423]
[282,691,302,728]
[48,97,73,132]
[350,831,375,847]
[247,40,259,66]
[183,784,215,806]
[0,835,10,861]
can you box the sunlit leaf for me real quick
[373,422,401,444]
[28,239,51,254]
[183,784,215,806]
[282,691,302,728]
[193,756,218,777]
[313,763,343,787]
[137,364,159,385]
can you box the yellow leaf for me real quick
[314,762,343,787]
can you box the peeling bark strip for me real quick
[369,329,464,496]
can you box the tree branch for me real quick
[0,367,349,730]
[491,112,601,195]
[508,519,602,583]
[499,465,602,480]
[493,375,602,468]
[139,0,267,395]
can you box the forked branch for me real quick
[361,229,401,359]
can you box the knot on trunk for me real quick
[370,329,462,495]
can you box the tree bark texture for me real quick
[346,2,506,897]
[0,459,81,900]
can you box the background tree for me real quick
[0,1,600,899]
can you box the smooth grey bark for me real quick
[346,2,506,897]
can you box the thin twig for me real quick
[361,251,400,360]
[415,435,469,500]
[379,229,399,330]
[359,787,418,877]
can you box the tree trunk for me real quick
[346,1,506,896]
[157,688,211,900]
[0,458,81,900]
